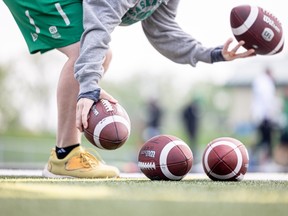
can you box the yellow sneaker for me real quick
[42,146,120,178]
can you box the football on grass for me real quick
[138,135,193,181]
[202,137,249,181]
[84,99,131,150]
[230,5,284,55]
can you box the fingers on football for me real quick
[76,104,84,132]
[81,103,93,130]
[100,89,118,104]
[223,38,233,51]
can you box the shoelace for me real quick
[79,148,106,168]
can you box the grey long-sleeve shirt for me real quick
[75,0,222,99]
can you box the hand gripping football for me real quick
[230,5,284,55]
[84,99,131,150]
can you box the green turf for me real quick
[0,177,287,216]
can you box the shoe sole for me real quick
[42,164,75,178]
[42,164,120,179]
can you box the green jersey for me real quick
[3,0,83,54]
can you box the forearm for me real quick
[141,1,222,66]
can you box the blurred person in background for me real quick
[142,98,163,141]
[181,98,200,156]
[274,87,288,168]
[251,67,279,165]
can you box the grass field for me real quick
[1,134,287,216]
[1,175,287,216]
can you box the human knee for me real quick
[58,42,80,61]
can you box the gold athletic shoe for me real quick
[42,146,120,178]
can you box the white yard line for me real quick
[0,169,43,177]
[0,169,287,181]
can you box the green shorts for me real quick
[3,0,83,54]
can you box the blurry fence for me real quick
[0,135,52,169]
[0,135,139,171]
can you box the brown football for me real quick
[84,99,131,150]
[230,5,284,55]
[138,135,193,181]
[202,137,249,181]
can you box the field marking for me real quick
[0,169,288,181]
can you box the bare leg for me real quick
[57,43,81,148]
[56,43,112,148]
